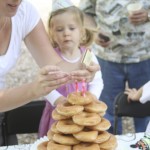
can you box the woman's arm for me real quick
[0,66,69,112]
[24,20,99,81]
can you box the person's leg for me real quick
[98,58,126,134]
[127,59,150,132]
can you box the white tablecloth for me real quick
[0,132,145,150]
[116,132,145,150]
[0,144,32,150]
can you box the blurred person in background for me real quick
[125,82,150,149]
[80,0,150,134]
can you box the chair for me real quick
[113,92,150,135]
[2,100,45,146]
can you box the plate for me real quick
[30,136,49,150]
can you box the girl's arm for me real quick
[140,81,150,103]
[88,52,103,99]
[45,90,65,106]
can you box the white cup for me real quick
[127,3,142,15]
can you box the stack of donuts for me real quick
[38,91,117,150]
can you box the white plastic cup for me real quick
[127,3,142,15]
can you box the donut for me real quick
[73,112,101,126]
[47,130,54,140]
[94,131,111,144]
[88,118,111,131]
[56,101,84,116]
[67,91,94,105]
[84,100,107,113]
[73,143,99,150]
[52,109,71,120]
[99,134,118,150]
[51,122,60,133]
[73,129,98,142]
[99,111,106,117]
[56,119,84,134]
[52,133,80,145]
[47,141,71,150]
[37,141,48,150]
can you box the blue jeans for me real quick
[98,57,150,134]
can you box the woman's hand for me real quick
[70,62,100,82]
[32,65,70,98]
[124,88,142,102]
[129,9,148,25]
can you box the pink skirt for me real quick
[38,101,55,138]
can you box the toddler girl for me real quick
[38,0,103,138]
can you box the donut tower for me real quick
[38,81,117,150]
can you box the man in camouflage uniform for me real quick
[80,0,150,134]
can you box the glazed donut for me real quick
[67,91,94,105]
[73,143,99,150]
[47,141,71,150]
[94,131,110,144]
[73,112,101,126]
[56,119,84,134]
[73,129,98,142]
[51,122,60,133]
[56,101,84,116]
[47,130,54,140]
[53,133,80,145]
[99,134,118,150]
[37,141,48,150]
[88,118,111,131]
[52,109,71,120]
[84,100,107,113]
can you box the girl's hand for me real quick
[124,88,141,102]
[129,9,148,25]
[32,65,70,98]
[70,62,100,82]
[54,96,66,106]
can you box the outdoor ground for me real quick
[5,0,134,144]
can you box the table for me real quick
[0,132,145,150]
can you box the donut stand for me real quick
[37,81,118,150]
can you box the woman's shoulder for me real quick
[13,0,40,38]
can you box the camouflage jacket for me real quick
[80,0,150,63]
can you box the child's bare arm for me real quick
[124,87,143,102]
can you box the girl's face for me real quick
[51,12,82,51]
[0,0,22,17]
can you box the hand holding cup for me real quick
[127,3,148,25]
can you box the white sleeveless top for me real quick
[0,0,40,89]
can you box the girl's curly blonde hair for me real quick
[48,6,94,48]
